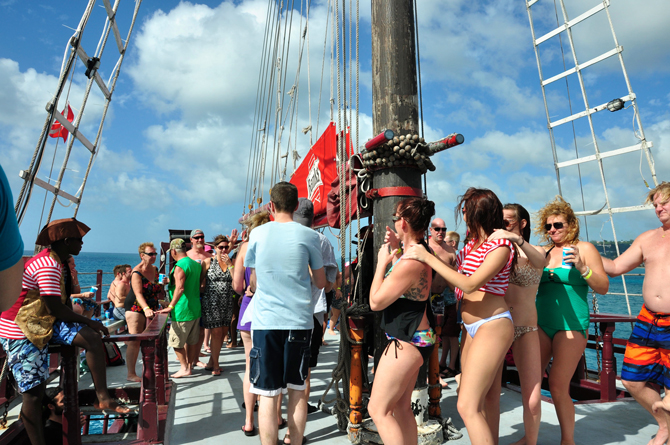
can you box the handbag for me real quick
[15,289,56,349]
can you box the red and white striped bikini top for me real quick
[455,238,515,301]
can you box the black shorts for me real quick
[249,329,311,396]
[442,303,460,337]
[325,290,334,315]
[310,316,324,368]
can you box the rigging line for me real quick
[14,6,94,226]
[45,0,119,227]
[245,0,274,212]
[336,0,347,271]
[252,0,280,207]
[354,0,361,301]
[552,0,588,240]
[272,0,297,186]
[315,0,332,139]
[270,0,294,189]
[347,0,354,270]
[330,1,335,123]
[306,0,313,147]
[253,0,281,207]
[413,0,427,196]
[76,0,145,218]
[259,0,283,203]
[38,56,79,234]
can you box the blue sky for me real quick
[1,0,668,254]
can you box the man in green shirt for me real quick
[160,238,201,378]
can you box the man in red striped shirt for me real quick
[0,218,128,445]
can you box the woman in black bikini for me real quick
[368,197,435,445]
[124,242,165,382]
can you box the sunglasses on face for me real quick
[216,245,229,250]
[503,219,516,228]
[192,235,204,240]
[544,222,565,231]
[391,215,401,222]
[432,227,447,232]
[143,252,157,257]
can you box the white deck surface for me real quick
[0,330,661,444]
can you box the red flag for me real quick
[290,123,353,222]
[49,103,74,142]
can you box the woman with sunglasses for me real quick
[486,204,547,445]
[368,196,436,445]
[199,235,235,376]
[403,188,515,445]
[125,242,165,382]
[535,196,608,445]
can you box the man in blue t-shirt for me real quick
[245,181,325,445]
[0,164,24,313]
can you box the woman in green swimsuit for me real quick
[535,196,609,445]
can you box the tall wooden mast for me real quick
[370,0,422,365]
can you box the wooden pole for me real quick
[370,0,422,369]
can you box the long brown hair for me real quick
[457,188,516,270]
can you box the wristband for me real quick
[337,287,341,291]
[142,306,150,312]
[583,268,593,280]
[167,305,174,310]
[518,237,525,247]
[395,248,402,255]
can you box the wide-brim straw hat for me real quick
[36,218,90,246]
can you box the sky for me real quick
[0,0,668,255]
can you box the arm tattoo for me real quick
[405,268,428,301]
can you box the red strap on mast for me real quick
[364,186,424,199]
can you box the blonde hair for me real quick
[138,242,155,257]
[243,211,271,235]
[646,182,670,206]
[535,195,580,245]
[446,231,460,246]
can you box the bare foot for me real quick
[194,361,208,368]
[327,330,337,336]
[94,401,131,414]
[126,375,142,383]
[648,426,669,445]
[439,377,449,389]
[171,369,192,378]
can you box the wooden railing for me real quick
[0,313,170,445]
[503,312,638,403]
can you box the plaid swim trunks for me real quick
[0,320,83,393]
[621,305,670,388]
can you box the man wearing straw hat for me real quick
[0,218,129,445]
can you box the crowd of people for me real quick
[1,159,670,445]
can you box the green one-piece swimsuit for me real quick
[536,267,589,339]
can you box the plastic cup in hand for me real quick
[562,247,574,269]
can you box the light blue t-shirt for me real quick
[245,221,324,330]
[0,165,23,271]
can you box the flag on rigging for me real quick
[290,122,353,226]
[48,103,74,142]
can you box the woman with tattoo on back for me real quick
[403,188,516,445]
[368,196,436,445]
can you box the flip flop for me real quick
[241,401,259,412]
[282,436,307,445]
[242,425,258,437]
[278,418,287,429]
[212,368,222,376]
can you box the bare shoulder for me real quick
[575,240,598,254]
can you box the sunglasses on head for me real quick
[143,252,157,257]
[192,235,204,240]
[432,227,447,232]
[544,222,564,231]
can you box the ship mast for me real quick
[370,0,422,366]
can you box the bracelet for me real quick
[583,268,593,280]
[518,237,525,247]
